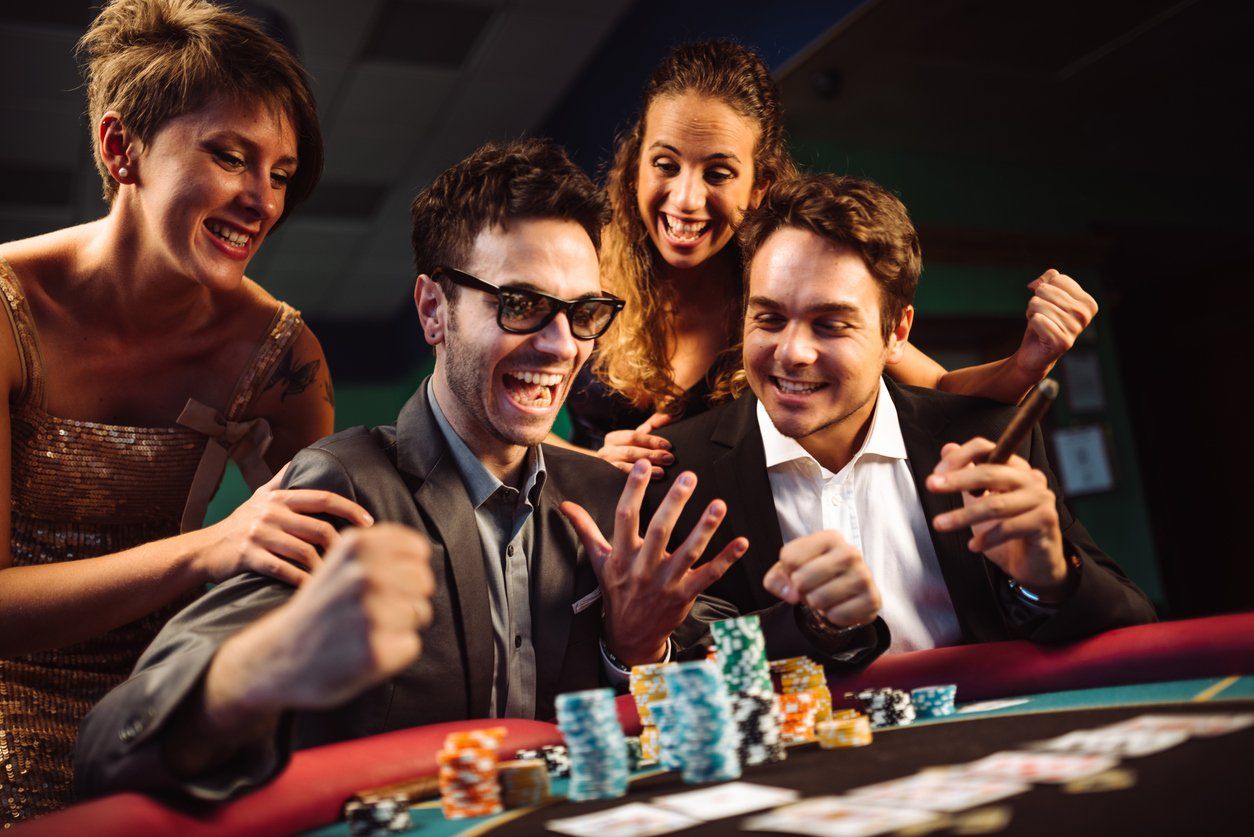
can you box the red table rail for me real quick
[19,613,1254,835]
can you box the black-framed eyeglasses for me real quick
[433,266,625,340]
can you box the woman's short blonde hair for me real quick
[78,0,323,223]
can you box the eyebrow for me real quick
[747,296,863,318]
[204,130,298,169]
[648,141,742,164]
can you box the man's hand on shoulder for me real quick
[166,524,434,778]
[763,531,882,628]
[560,459,747,667]
[927,437,1071,601]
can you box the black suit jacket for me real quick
[74,384,634,802]
[649,379,1156,666]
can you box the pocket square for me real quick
[571,586,602,614]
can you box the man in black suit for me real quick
[75,140,742,802]
[646,174,1155,668]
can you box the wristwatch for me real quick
[1009,554,1082,607]
[600,637,672,674]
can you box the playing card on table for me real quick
[1029,727,1188,758]
[1105,713,1254,738]
[653,782,799,820]
[956,698,1029,714]
[546,802,700,837]
[741,796,938,837]
[940,750,1117,784]
[846,771,1029,812]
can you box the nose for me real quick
[238,170,281,222]
[532,310,579,363]
[670,168,705,214]
[775,324,817,368]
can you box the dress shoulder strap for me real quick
[173,301,305,532]
[0,256,46,408]
[224,301,305,421]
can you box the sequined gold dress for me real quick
[0,258,304,823]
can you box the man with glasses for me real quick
[75,139,741,802]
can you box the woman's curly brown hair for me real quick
[594,39,799,414]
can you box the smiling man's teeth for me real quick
[503,371,563,407]
[662,213,710,242]
[775,377,823,394]
[510,371,564,387]
[205,220,252,247]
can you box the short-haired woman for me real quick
[0,0,369,819]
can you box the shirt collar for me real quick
[428,381,547,508]
[756,377,907,477]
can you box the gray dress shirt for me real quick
[429,390,543,719]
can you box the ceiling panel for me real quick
[332,63,458,127]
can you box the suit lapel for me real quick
[530,478,582,712]
[888,379,1003,642]
[395,386,494,718]
[711,395,785,611]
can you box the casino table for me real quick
[17,612,1254,836]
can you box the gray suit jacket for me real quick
[74,384,639,802]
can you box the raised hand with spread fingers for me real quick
[560,458,747,666]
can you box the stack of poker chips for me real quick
[437,727,506,819]
[910,684,958,719]
[815,712,874,749]
[662,660,743,785]
[846,687,917,728]
[629,662,672,764]
[730,692,786,765]
[711,616,785,765]
[512,743,571,778]
[650,700,683,771]
[624,736,645,771]
[496,759,549,808]
[555,687,631,801]
[771,657,833,742]
[344,798,411,836]
[711,616,774,693]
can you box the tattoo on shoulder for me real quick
[264,349,321,402]
[323,379,335,408]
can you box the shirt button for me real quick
[507,545,515,557]
[829,493,841,506]
[514,634,522,649]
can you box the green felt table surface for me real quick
[302,675,1252,837]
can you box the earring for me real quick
[117,166,129,180]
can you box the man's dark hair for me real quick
[410,138,608,299]
[738,174,922,342]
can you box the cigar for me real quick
[986,379,1060,464]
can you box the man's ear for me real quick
[99,111,139,185]
[885,305,915,364]
[415,274,448,347]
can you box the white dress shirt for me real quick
[756,378,963,654]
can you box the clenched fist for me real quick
[763,530,882,627]
[210,523,435,717]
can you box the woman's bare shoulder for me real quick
[0,224,98,293]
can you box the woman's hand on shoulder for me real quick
[1014,269,1098,378]
[597,412,675,480]
[196,465,374,587]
